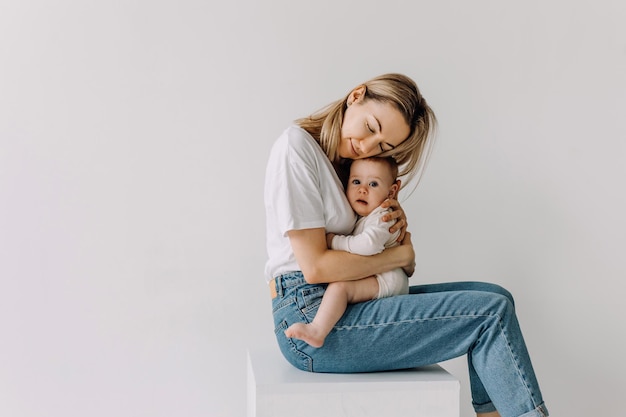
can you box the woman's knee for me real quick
[475,282,515,307]
[482,291,517,321]
[407,281,516,307]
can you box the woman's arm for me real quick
[288,227,415,284]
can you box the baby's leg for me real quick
[285,277,379,348]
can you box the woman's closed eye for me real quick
[379,142,396,153]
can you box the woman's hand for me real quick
[380,198,408,242]
[400,231,416,277]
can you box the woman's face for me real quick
[338,89,410,160]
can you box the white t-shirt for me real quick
[264,125,357,282]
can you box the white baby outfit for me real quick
[331,205,409,298]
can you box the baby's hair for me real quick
[352,156,399,182]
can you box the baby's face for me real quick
[345,159,397,217]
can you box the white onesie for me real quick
[331,205,409,299]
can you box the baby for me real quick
[285,156,408,347]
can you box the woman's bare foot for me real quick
[284,322,327,348]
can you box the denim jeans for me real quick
[271,272,549,417]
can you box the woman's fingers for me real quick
[382,198,408,242]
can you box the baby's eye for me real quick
[369,181,379,187]
[351,179,361,185]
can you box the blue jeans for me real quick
[271,272,549,417]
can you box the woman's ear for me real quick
[388,180,401,199]
[347,85,367,106]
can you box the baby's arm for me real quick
[331,207,399,256]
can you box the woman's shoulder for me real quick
[274,125,321,156]
[279,125,315,145]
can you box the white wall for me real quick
[1,1,624,416]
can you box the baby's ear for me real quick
[388,180,401,199]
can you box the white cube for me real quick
[247,347,460,417]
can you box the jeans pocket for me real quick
[272,293,295,314]
[274,320,313,372]
[298,284,326,322]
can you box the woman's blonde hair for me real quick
[296,73,437,188]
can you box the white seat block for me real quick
[247,347,459,417]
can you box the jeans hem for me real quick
[518,402,549,417]
[473,401,497,413]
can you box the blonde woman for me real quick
[264,73,548,417]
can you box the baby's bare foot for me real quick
[285,323,326,348]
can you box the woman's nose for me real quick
[358,137,378,154]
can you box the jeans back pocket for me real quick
[298,284,326,322]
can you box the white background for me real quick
[1,1,625,416]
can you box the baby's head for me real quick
[346,157,400,217]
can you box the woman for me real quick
[264,73,548,417]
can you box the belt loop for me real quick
[275,275,284,298]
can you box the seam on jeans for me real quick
[496,317,540,410]
[333,313,496,330]
[275,320,313,372]
[333,312,541,412]
[272,296,295,313]
[518,403,549,417]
